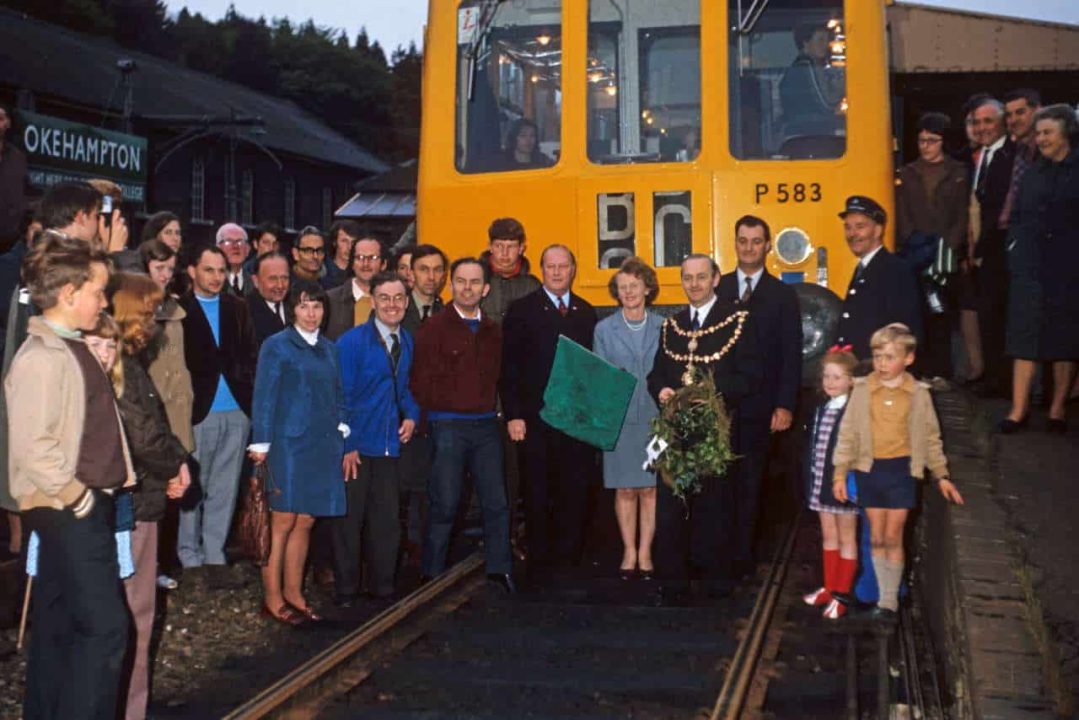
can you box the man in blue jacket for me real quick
[332,271,420,605]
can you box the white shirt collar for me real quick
[229,270,244,288]
[453,303,482,321]
[374,318,399,344]
[293,325,319,346]
[351,280,368,302]
[689,294,718,324]
[736,267,764,294]
[860,245,884,268]
[826,394,849,410]
[543,287,570,308]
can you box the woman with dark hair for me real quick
[895,112,970,378]
[248,280,348,624]
[96,273,190,720]
[593,257,663,579]
[1000,104,1079,434]
[140,239,195,590]
[142,211,182,253]
[503,118,552,169]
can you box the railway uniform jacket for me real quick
[833,247,923,362]
[336,318,421,458]
[831,373,948,484]
[896,157,970,252]
[179,291,257,425]
[401,294,444,337]
[646,298,763,415]
[500,288,597,422]
[716,271,802,421]
[5,317,135,511]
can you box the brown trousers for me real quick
[121,521,158,720]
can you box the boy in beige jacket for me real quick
[832,323,963,618]
[6,232,134,719]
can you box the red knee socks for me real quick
[835,555,857,596]
[823,549,839,592]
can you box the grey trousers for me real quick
[179,410,249,567]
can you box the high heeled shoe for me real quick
[1046,418,1068,435]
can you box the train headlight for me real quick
[774,227,813,266]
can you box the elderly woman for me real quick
[895,112,970,378]
[593,257,663,579]
[1000,104,1079,434]
[249,281,348,624]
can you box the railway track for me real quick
[225,516,801,720]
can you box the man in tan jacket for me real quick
[6,233,134,719]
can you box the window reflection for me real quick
[729,0,846,160]
[456,1,562,174]
[587,1,700,165]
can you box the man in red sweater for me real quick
[410,257,514,592]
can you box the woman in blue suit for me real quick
[249,281,348,625]
[593,257,663,580]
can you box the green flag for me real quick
[540,336,637,451]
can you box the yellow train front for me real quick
[418,0,893,308]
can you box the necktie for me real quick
[741,277,754,304]
[421,304,431,321]
[557,297,568,317]
[273,302,283,323]
[852,262,865,283]
[232,275,241,293]
[975,148,990,200]
[388,333,401,371]
[690,310,700,330]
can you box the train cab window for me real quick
[728,0,847,160]
[587,0,701,165]
[455,1,562,174]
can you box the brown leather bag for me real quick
[238,464,274,566]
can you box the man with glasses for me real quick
[291,226,327,284]
[332,271,420,604]
[217,222,253,297]
[325,236,386,340]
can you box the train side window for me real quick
[653,192,692,267]
[728,0,847,161]
[455,1,562,174]
[587,0,701,165]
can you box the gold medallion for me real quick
[687,338,698,352]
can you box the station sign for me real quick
[16,110,148,204]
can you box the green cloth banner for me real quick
[540,336,637,451]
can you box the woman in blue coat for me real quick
[593,257,663,580]
[249,281,348,624]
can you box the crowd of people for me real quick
[0,86,1073,719]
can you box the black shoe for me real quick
[863,605,898,625]
[618,567,636,581]
[995,417,1027,435]
[333,592,359,608]
[638,568,654,582]
[1047,418,1068,435]
[487,573,517,594]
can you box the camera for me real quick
[101,194,114,228]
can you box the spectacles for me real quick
[217,237,247,246]
[296,246,325,256]
[375,293,408,305]
[355,254,382,263]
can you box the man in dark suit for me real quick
[178,245,258,588]
[216,223,254,297]
[967,97,1016,396]
[717,215,802,580]
[648,254,762,602]
[501,244,597,579]
[833,196,922,361]
[246,252,290,347]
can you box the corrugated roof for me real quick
[336,192,416,219]
[0,8,388,174]
[889,3,1079,73]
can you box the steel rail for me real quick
[710,513,800,720]
[223,552,485,720]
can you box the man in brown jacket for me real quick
[6,233,135,720]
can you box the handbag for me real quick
[237,463,275,566]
